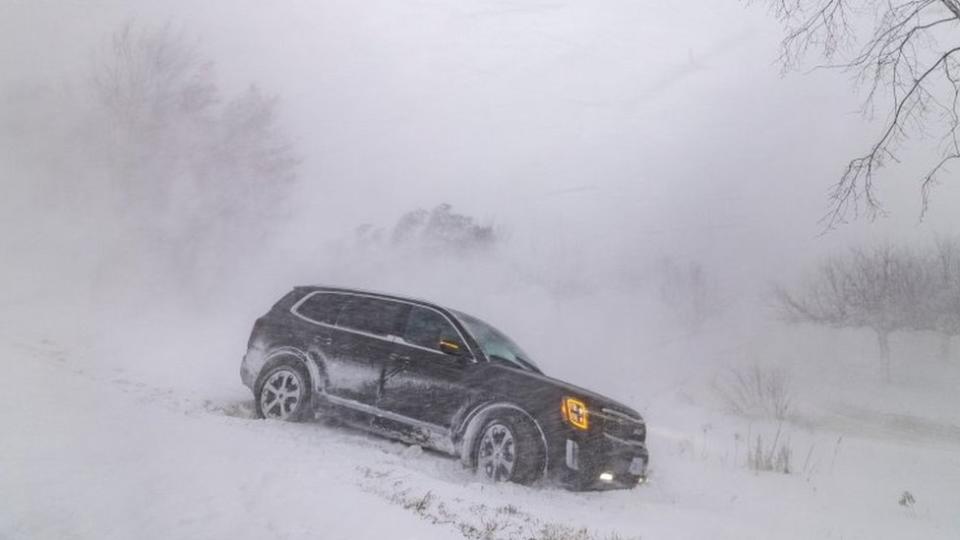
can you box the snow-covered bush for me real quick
[355,203,499,256]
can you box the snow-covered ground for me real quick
[3,291,959,540]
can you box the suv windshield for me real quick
[452,310,540,373]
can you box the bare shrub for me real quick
[715,365,793,421]
[403,490,434,515]
[746,424,792,475]
[539,525,592,540]
[539,525,638,540]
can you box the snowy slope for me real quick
[3,296,959,540]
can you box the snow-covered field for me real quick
[3,290,959,540]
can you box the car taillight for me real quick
[246,317,267,350]
[561,397,589,430]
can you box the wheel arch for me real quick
[260,346,326,394]
[456,401,549,478]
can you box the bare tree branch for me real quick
[761,0,960,228]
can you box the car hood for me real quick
[478,363,644,423]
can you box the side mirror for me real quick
[438,339,464,357]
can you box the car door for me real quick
[326,295,406,406]
[376,305,475,434]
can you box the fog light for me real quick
[599,472,614,482]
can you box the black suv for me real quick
[240,286,648,490]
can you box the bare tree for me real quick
[93,23,217,137]
[89,23,298,287]
[657,258,723,332]
[774,244,934,379]
[929,237,960,358]
[764,1,960,226]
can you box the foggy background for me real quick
[4,0,960,396]
[4,2,960,538]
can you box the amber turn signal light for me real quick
[561,397,589,430]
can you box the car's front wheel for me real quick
[474,413,545,485]
[255,359,312,422]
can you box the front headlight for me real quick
[560,396,589,430]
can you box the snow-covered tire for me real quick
[254,358,313,422]
[473,412,545,485]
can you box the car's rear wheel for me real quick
[255,359,312,422]
[474,412,545,485]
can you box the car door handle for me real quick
[314,336,333,346]
[388,353,410,362]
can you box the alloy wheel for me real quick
[260,368,303,420]
[477,422,516,482]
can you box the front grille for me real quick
[598,408,645,445]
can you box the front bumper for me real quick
[554,429,649,490]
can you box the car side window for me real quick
[403,306,460,352]
[336,297,405,337]
[295,292,350,325]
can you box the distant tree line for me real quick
[775,239,960,379]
